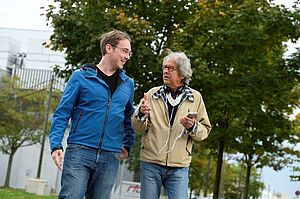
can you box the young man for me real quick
[49,29,135,199]
[132,51,212,199]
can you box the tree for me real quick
[189,151,264,199]
[44,0,200,102]
[288,50,300,182]
[189,148,215,198]
[222,162,263,199]
[0,77,60,187]
[290,112,300,182]
[175,0,300,198]
[43,0,300,197]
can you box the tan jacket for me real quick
[131,86,212,167]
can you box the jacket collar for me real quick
[80,63,128,81]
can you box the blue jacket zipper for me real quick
[99,97,111,148]
[98,79,125,149]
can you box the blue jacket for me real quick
[49,64,135,153]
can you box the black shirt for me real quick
[96,68,119,95]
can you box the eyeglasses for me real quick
[162,65,177,72]
[111,44,133,58]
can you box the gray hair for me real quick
[163,51,193,85]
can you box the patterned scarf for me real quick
[153,84,194,104]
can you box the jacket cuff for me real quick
[123,146,130,153]
[133,107,148,122]
[187,122,199,134]
[51,146,63,155]
[137,107,145,118]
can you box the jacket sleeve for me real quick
[122,79,135,151]
[188,95,212,142]
[48,71,80,151]
[131,95,149,134]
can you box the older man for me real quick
[132,51,212,199]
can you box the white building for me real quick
[0,27,65,71]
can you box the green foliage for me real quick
[189,148,215,196]
[290,160,300,182]
[0,76,62,187]
[43,0,300,197]
[43,0,201,102]
[176,1,300,196]
[290,113,300,182]
[0,77,46,155]
[126,133,142,173]
[189,149,264,198]
[0,77,62,155]
[179,0,300,156]
[222,163,264,199]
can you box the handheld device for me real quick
[187,112,197,119]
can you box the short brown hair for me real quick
[100,30,131,56]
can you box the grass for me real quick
[0,187,57,199]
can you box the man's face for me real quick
[162,59,184,91]
[109,39,132,70]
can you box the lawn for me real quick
[0,187,57,199]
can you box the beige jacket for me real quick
[131,86,212,167]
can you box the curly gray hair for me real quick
[162,50,193,85]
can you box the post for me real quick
[36,75,54,178]
[119,161,125,199]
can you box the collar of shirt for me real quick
[153,84,194,103]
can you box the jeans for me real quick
[58,144,120,199]
[140,161,189,199]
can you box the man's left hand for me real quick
[180,116,195,129]
[120,147,128,160]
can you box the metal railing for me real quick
[10,67,66,91]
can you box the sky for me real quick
[0,0,52,31]
[0,0,299,198]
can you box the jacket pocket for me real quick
[140,134,146,150]
[185,137,193,156]
[73,111,83,133]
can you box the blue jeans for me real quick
[58,144,120,199]
[140,161,189,199]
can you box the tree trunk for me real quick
[4,152,15,187]
[244,163,252,199]
[213,138,225,199]
[189,188,193,199]
[203,156,211,197]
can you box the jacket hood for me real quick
[80,63,129,81]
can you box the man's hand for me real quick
[140,93,151,115]
[52,149,64,171]
[180,116,196,130]
[120,147,128,160]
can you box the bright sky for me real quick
[0,0,52,31]
[0,0,299,198]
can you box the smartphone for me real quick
[187,112,197,119]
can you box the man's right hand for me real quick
[140,93,151,115]
[52,149,64,171]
